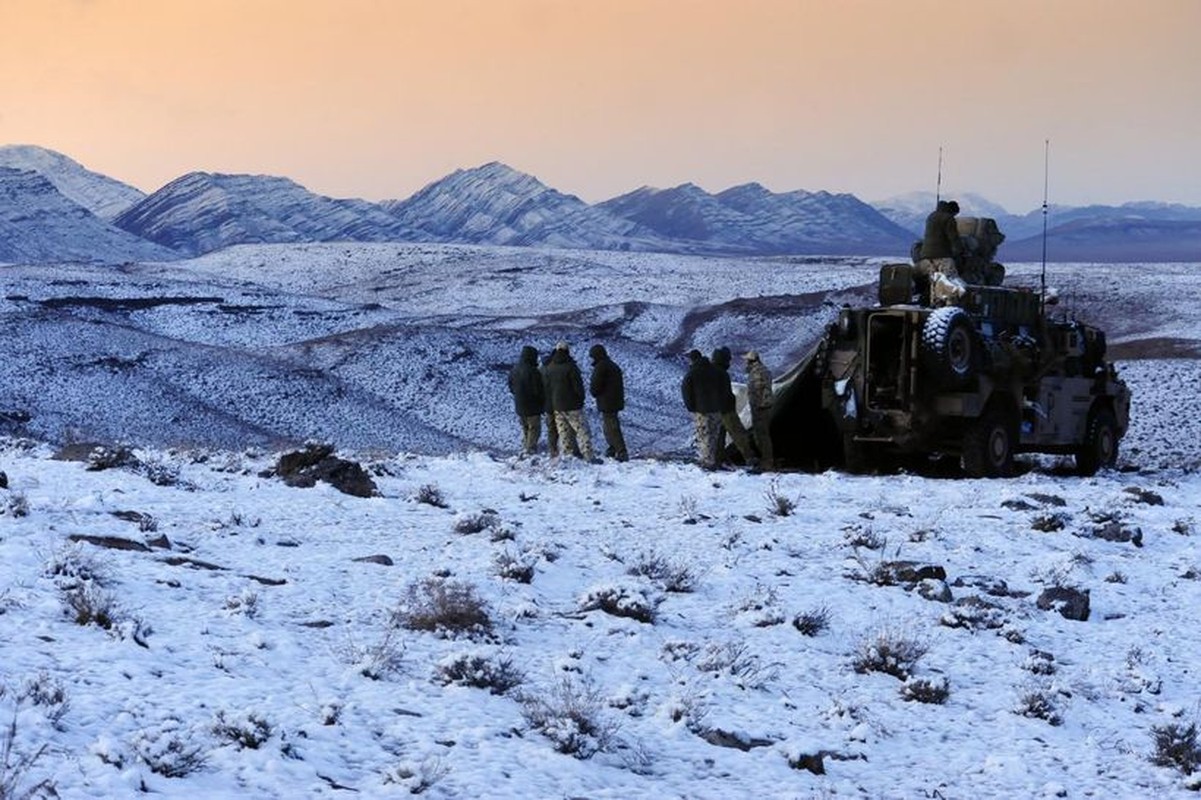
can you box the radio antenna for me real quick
[1040,139,1050,312]
[936,146,944,203]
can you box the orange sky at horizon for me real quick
[2,0,1199,212]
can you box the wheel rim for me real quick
[987,425,1010,468]
[948,327,972,375]
[1097,426,1115,465]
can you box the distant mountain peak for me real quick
[0,143,146,221]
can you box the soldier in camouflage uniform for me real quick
[544,342,595,462]
[711,347,756,467]
[680,349,724,469]
[589,344,628,462]
[744,350,775,470]
[507,344,545,456]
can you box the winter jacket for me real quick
[508,346,545,417]
[710,347,737,413]
[920,201,964,260]
[681,355,725,414]
[588,345,625,413]
[544,349,586,412]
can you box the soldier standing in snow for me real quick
[507,345,544,456]
[680,349,724,469]
[589,344,628,462]
[711,346,756,468]
[544,342,595,462]
[744,350,775,470]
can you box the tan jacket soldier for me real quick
[744,351,774,470]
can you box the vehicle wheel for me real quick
[921,307,977,388]
[1076,407,1119,476]
[962,407,1016,478]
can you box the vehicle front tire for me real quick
[1076,407,1119,476]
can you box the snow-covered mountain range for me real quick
[2,144,1199,264]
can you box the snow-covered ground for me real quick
[1,245,1200,797]
[1,433,1200,798]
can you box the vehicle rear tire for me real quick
[962,406,1016,478]
[921,307,977,389]
[1076,407,1119,476]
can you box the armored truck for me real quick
[755,221,1131,477]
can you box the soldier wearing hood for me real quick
[589,344,628,462]
[508,345,545,456]
[744,350,775,470]
[544,342,596,462]
[711,346,756,468]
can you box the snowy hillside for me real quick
[113,172,421,256]
[0,144,145,221]
[1,419,1200,797]
[0,244,1198,474]
[0,168,178,265]
[381,162,669,251]
[600,182,914,256]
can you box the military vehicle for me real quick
[752,217,1131,477]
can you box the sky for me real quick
[3,0,1200,213]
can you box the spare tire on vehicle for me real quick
[921,307,977,388]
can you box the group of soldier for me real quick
[507,341,775,471]
[507,341,627,464]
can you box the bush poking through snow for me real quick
[493,549,537,583]
[695,641,780,689]
[413,484,448,508]
[792,606,831,637]
[578,581,660,623]
[900,676,950,704]
[435,651,524,695]
[519,677,619,759]
[452,511,499,535]
[626,551,699,593]
[3,492,29,518]
[63,585,118,630]
[1150,721,1201,775]
[851,626,929,680]
[211,710,272,750]
[223,589,260,619]
[341,624,407,680]
[381,755,450,794]
[18,673,69,731]
[763,479,796,517]
[43,545,109,589]
[1014,688,1063,726]
[130,717,208,778]
[395,578,493,639]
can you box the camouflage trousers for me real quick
[518,414,541,456]
[554,409,594,461]
[600,411,628,461]
[717,410,755,465]
[692,412,723,469]
[749,406,774,469]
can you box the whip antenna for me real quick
[1040,139,1050,311]
[936,147,944,203]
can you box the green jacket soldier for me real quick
[711,347,756,467]
[507,345,544,456]
[917,199,968,305]
[680,349,724,469]
[589,344,628,462]
[744,350,774,470]
[544,342,595,462]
